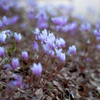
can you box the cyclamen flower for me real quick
[7,74,22,90]
[67,45,76,56]
[55,49,65,62]
[56,38,65,48]
[12,58,19,69]
[96,45,100,50]
[2,30,11,37]
[4,63,12,72]
[80,23,91,31]
[3,16,9,26]
[38,29,47,42]
[36,9,48,22]
[94,29,100,37]
[22,51,28,60]
[0,32,7,43]
[32,28,40,40]
[14,74,22,87]
[31,63,42,76]
[14,32,21,42]
[68,22,77,31]
[42,44,50,55]
[0,47,5,57]
[51,16,68,26]
[32,41,39,51]
[27,10,34,20]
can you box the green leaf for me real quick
[8,42,16,56]
[13,42,16,50]
[47,82,53,92]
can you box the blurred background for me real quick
[27,0,100,24]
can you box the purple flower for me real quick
[22,51,28,60]
[55,49,65,62]
[68,22,77,31]
[31,63,42,76]
[38,29,48,42]
[42,44,50,55]
[80,23,91,31]
[3,63,12,72]
[61,25,69,33]
[96,37,100,41]
[0,47,5,57]
[0,20,3,28]
[96,45,100,50]
[94,29,100,37]
[0,32,7,44]
[20,23,26,28]
[32,41,39,51]
[37,22,48,29]
[2,30,11,37]
[27,9,34,20]
[14,74,22,87]
[2,16,9,26]
[32,28,40,40]
[67,45,76,56]
[56,38,65,48]
[8,15,19,25]
[14,32,22,42]
[51,16,68,26]
[36,9,48,22]
[12,58,19,69]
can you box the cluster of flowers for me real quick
[32,28,66,62]
[0,16,19,28]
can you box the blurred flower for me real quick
[0,47,5,57]
[20,23,26,28]
[31,63,42,76]
[12,58,19,69]
[96,37,100,41]
[51,16,68,26]
[32,28,40,40]
[67,45,76,56]
[38,29,48,42]
[8,15,19,25]
[32,41,39,51]
[55,49,65,62]
[0,32,7,43]
[2,16,9,26]
[94,29,100,37]
[3,63,12,72]
[36,9,48,22]
[14,74,22,87]
[68,22,77,31]
[22,51,28,60]
[42,44,50,55]
[27,9,34,20]
[14,32,21,42]
[80,23,91,31]
[56,38,65,48]
[0,20,3,28]
[96,45,100,50]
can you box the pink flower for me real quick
[12,58,19,69]
[31,63,42,76]
[22,51,28,60]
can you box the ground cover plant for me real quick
[0,0,100,100]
